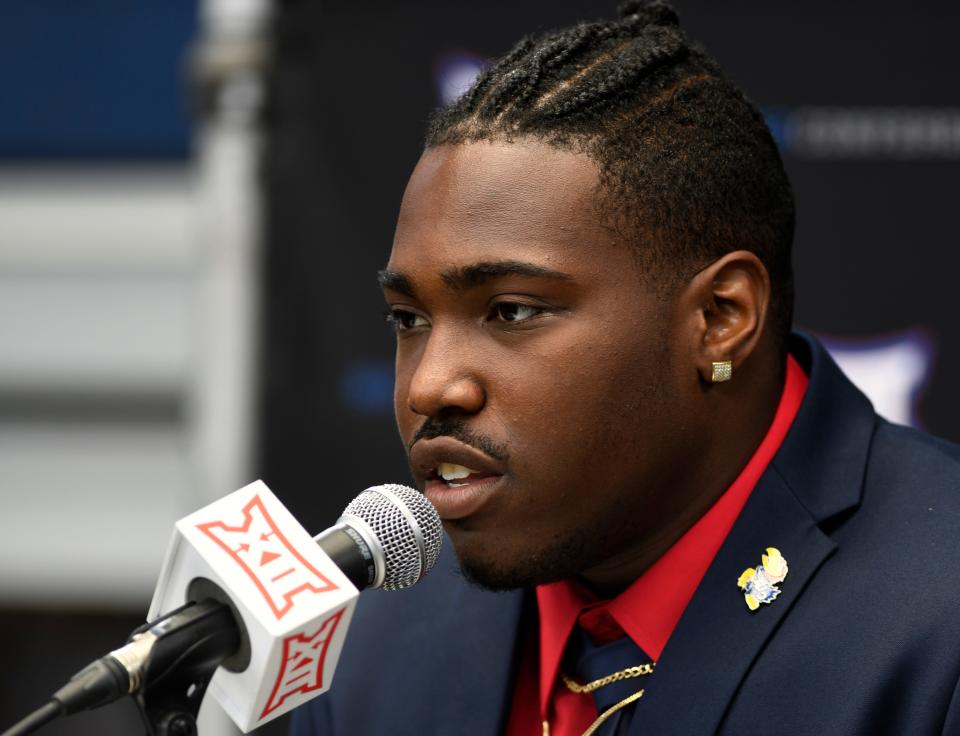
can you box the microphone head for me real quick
[339,484,442,591]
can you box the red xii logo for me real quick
[196,494,338,619]
[261,608,346,718]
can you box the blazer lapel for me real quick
[634,469,836,735]
[630,334,875,735]
[439,583,526,734]
[423,559,526,735]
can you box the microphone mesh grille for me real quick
[342,484,442,590]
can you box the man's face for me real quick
[383,141,699,590]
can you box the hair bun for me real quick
[617,0,680,27]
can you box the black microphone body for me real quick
[315,525,377,591]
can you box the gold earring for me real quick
[711,360,733,383]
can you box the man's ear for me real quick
[682,250,771,384]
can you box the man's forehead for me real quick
[395,141,604,248]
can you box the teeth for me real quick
[438,462,475,481]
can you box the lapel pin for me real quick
[737,547,789,611]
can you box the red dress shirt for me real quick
[506,356,808,736]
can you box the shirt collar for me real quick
[535,355,808,715]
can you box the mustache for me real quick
[407,417,509,463]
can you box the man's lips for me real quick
[408,436,507,520]
[409,435,506,483]
[423,475,505,520]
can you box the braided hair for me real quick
[427,0,795,348]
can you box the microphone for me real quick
[2,482,441,736]
[314,484,442,592]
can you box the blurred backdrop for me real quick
[1,1,957,735]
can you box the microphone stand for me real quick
[1,599,242,736]
[126,599,241,736]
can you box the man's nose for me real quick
[405,329,485,417]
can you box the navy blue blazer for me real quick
[292,335,960,735]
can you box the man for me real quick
[293,2,960,734]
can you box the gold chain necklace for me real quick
[581,687,646,736]
[541,662,656,736]
[561,662,655,694]
[540,688,648,736]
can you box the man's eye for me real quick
[490,302,543,323]
[386,309,429,332]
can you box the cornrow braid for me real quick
[497,23,625,123]
[454,35,537,113]
[526,26,686,123]
[425,0,796,351]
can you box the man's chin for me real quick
[452,531,590,592]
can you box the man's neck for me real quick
[578,350,788,597]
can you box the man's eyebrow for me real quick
[378,261,573,296]
[377,269,415,297]
[440,261,573,291]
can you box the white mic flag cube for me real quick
[148,480,357,732]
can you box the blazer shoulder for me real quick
[870,419,960,496]
[847,419,960,589]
